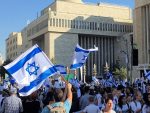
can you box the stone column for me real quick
[44,32,51,59]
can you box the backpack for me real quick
[47,103,66,113]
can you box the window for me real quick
[82,21,85,29]
[65,19,67,27]
[76,20,78,29]
[59,19,61,27]
[99,23,102,31]
[95,22,97,30]
[56,19,58,27]
[81,21,84,29]
[103,23,107,31]
[50,18,52,26]
[90,22,94,30]
[87,22,90,29]
[53,18,55,26]
[71,20,75,28]
[68,20,71,28]
[13,39,15,43]
[62,19,64,27]
[110,24,112,31]
[84,21,87,29]
[79,21,82,29]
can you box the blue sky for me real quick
[0,0,134,60]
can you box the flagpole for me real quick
[60,74,68,84]
[80,67,83,82]
[83,65,86,83]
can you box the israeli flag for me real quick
[69,78,80,89]
[106,72,113,78]
[144,67,150,80]
[55,65,67,76]
[4,44,57,96]
[70,44,98,69]
[92,76,99,85]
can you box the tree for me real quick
[0,59,12,79]
[113,67,127,80]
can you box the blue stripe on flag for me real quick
[55,65,66,68]
[60,72,67,74]
[75,47,90,53]
[145,72,150,78]
[19,66,57,93]
[7,47,42,74]
[70,63,84,69]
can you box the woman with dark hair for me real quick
[23,91,41,113]
[118,95,130,113]
[142,93,150,113]
[102,94,116,113]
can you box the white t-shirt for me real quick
[118,104,129,113]
[83,104,100,113]
[130,101,142,113]
[95,94,102,107]
[100,110,116,113]
[142,104,150,113]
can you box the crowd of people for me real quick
[0,72,150,113]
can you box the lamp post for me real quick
[130,34,133,83]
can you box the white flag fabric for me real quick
[4,44,57,96]
[54,65,67,76]
[70,44,98,70]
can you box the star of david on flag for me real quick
[4,44,57,96]
[70,44,98,70]
[26,62,39,76]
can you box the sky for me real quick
[0,0,134,60]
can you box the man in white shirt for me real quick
[82,96,100,113]
[130,91,142,113]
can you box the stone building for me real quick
[6,0,133,76]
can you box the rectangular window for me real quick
[82,21,85,29]
[84,21,87,29]
[50,18,52,26]
[71,20,75,28]
[59,19,61,27]
[76,20,78,29]
[68,20,71,28]
[62,19,64,27]
[95,22,97,30]
[79,21,82,29]
[87,22,90,29]
[71,20,73,28]
[65,19,67,27]
[56,19,58,27]
[53,18,55,26]
[110,24,112,31]
[90,22,94,30]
